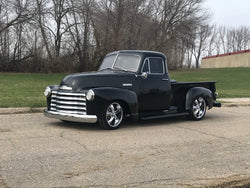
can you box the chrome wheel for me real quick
[105,102,123,128]
[191,97,206,120]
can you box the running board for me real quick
[140,112,189,121]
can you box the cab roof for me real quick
[107,50,166,60]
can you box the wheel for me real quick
[99,102,124,130]
[190,96,207,120]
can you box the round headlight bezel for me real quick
[44,86,51,97]
[86,89,95,101]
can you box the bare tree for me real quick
[192,25,212,68]
[50,0,71,58]
[5,0,247,72]
[36,0,53,60]
[207,25,250,57]
[149,0,208,68]
[0,0,36,33]
[65,0,95,71]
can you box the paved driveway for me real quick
[0,107,250,187]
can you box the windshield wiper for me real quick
[100,68,113,71]
[113,66,128,72]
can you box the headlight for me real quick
[86,89,95,101]
[44,86,51,97]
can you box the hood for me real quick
[60,70,136,92]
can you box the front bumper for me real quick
[44,110,97,123]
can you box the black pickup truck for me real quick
[44,50,221,129]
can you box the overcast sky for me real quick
[203,0,250,27]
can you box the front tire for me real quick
[99,102,124,130]
[190,96,207,120]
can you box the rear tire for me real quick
[189,96,207,120]
[99,102,124,130]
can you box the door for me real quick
[139,57,171,111]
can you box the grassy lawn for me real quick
[0,67,250,107]
[169,67,250,98]
[0,73,67,108]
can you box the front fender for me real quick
[46,85,59,110]
[87,87,138,121]
[48,85,59,91]
[186,87,214,110]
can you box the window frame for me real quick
[141,57,165,75]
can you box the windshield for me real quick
[99,54,116,70]
[99,53,141,72]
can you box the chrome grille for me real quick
[50,91,86,115]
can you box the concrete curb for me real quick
[0,107,44,115]
[219,98,250,107]
[0,98,250,115]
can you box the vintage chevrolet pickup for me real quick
[44,50,221,129]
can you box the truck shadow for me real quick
[49,116,197,131]
[49,121,101,131]
[124,116,189,129]
[48,112,221,131]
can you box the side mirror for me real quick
[141,72,148,79]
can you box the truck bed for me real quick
[171,81,216,92]
[170,81,217,109]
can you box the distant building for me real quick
[201,50,250,68]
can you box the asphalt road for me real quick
[0,107,250,188]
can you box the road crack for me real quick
[175,125,248,146]
[0,128,11,133]
[184,174,250,188]
[81,177,184,188]
[59,131,88,150]
[8,138,17,149]
[0,166,9,188]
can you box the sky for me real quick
[203,0,250,28]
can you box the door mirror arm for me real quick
[135,72,148,79]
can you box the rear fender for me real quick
[185,87,214,110]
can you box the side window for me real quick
[142,59,149,72]
[149,58,164,74]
